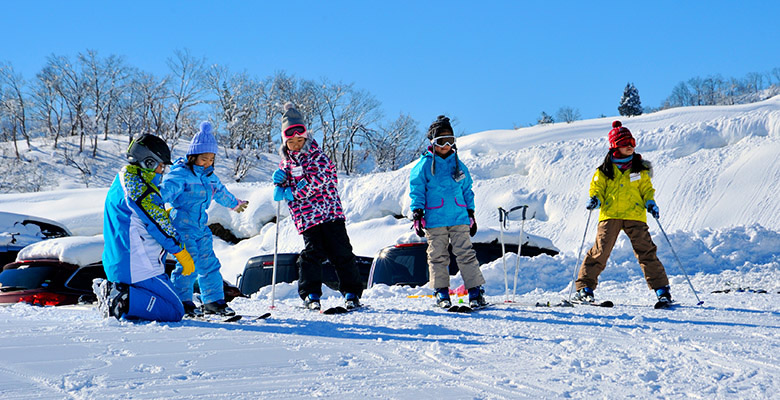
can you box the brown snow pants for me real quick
[425,225,486,290]
[576,219,669,291]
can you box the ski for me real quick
[438,303,491,313]
[321,305,366,314]
[542,299,614,308]
[189,313,271,323]
[654,300,678,310]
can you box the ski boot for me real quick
[344,293,360,310]
[107,283,130,320]
[303,293,321,311]
[92,278,112,318]
[182,301,204,318]
[468,286,488,308]
[203,299,236,316]
[573,287,595,303]
[434,288,451,309]
[655,285,673,304]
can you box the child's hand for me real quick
[412,209,425,237]
[272,169,287,185]
[233,200,248,213]
[645,200,659,219]
[174,249,195,276]
[586,196,601,210]
[467,209,477,237]
[284,187,294,201]
[273,187,295,202]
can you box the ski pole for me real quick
[567,209,593,303]
[498,207,510,302]
[270,200,281,309]
[654,216,704,306]
[512,206,528,302]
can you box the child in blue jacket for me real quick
[98,134,194,322]
[161,121,248,317]
[409,115,487,309]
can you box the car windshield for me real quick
[0,265,58,291]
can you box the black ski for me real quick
[192,313,271,323]
[654,300,678,309]
[544,299,614,308]
[321,305,365,314]
[442,303,490,313]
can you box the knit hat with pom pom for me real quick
[281,102,307,145]
[187,121,219,156]
[608,120,635,149]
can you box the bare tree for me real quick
[556,106,581,124]
[361,113,422,171]
[46,54,89,152]
[0,62,31,156]
[167,49,206,145]
[32,65,67,148]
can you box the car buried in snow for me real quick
[0,211,71,267]
[0,235,245,307]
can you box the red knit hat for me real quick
[608,120,635,149]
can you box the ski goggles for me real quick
[614,136,636,148]
[432,135,456,147]
[283,125,307,139]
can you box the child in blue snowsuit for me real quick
[161,121,248,317]
[99,134,194,322]
[409,115,487,309]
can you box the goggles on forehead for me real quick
[283,125,307,139]
[432,135,456,148]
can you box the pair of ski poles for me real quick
[567,209,703,305]
[498,205,529,303]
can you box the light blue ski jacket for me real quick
[409,149,475,229]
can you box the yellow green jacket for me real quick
[589,153,655,223]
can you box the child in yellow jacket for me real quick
[575,121,672,305]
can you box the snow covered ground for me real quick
[0,98,779,398]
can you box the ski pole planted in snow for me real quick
[566,209,593,304]
[270,200,280,309]
[498,207,510,302]
[654,216,704,306]
[512,205,529,302]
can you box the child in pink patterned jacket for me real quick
[272,102,363,311]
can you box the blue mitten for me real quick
[273,186,285,201]
[586,196,601,210]
[284,187,294,201]
[272,169,287,185]
[645,200,659,219]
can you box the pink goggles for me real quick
[283,125,307,139]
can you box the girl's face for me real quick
[434,143,452,156]
[616,145,635,157]
[194,153,215,167]
[154,163,165,174]
[286,136,306,152]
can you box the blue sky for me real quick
[4,1,780,135]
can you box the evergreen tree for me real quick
[618,82,643,117]
[537,111,554,125]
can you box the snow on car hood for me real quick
[16,235,104,266]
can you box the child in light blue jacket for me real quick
[161,121,248,317]
[409,115,486,309]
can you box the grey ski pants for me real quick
[425,225,486,290]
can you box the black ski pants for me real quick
[297,220,363,300]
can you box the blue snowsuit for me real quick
[102,165,185,322]
[409,149,475,228]
[161,158,240,305]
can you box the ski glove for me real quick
[467,209,477,237]
[586,196,601,210]
[646,200,660,219]
[272,169,287,185]
[173,248,195,276]
[273,186,295,202]
[412,208,426,237]
[232,200,248,213]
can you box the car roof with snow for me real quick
[0,211,71,249]
[14,235,104,267]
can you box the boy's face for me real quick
[286,136,306,151]
[616,144,635,157]
[154,163,165,174]
[194,152,215,168]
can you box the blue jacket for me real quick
[409,149,475,229]
[102,165,184,284]
[161,158,239,237]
